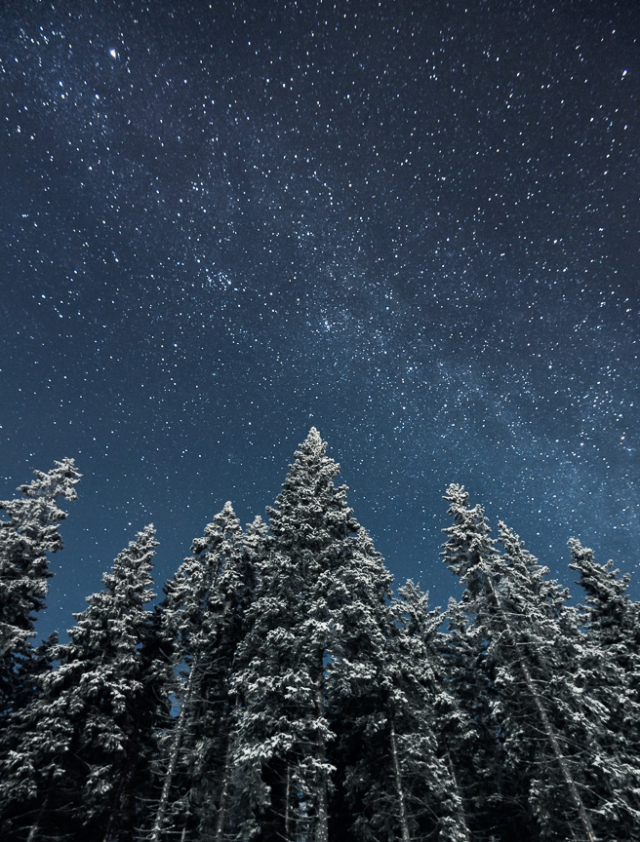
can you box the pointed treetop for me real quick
[567,538,594,567]
[442,484,493,542]
[442,484,498,597]
[18,458,81,502]
[569,538,632,620]
[296,426,327,462]
[192,502,241,556]
[498,520,549,577]
[276,427,342,496]
[100,523,158,601]
[443,483,469,508]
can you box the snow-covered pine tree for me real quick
[388,581,473,842]
[493,521,597,842]
[233,428,359,842]
[226,514,269,835]
[0,525,162,842]
[149,502,254,842]
[441,484,512,841]
[438,597,490,841]
[0,459,80,722]
[326,527,469,842]
[0,631,60,841]
[442,484,598,842]
[569,539,640,840]
[232,547,310,842]
[326,526,396,841]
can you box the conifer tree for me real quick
[0,525,162,842]
[0,459,80,722]
[0,631,61,841]
[150,502,253,842]
[438,597,489,840]
[441,484,510,841]
[494,522,594,842]
[442,484,598,842]
[388,582,472,842]
[326,529,469,842]
[233,428,359,842]
[326,526,396,841]
[232,547,311,841]
[569,540,640,840]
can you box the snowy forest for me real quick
[1,428,638,842]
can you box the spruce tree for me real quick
[0,525,162,842]
[232,547,311,841]
[326,528,470,842]
[494,521,594,842]
[388,582,472,842]
[441,484,510,841]
[326,526,396,841]
[233,428,359,842]
[150,502,253,842]
[0,631,61,841]
[442,485,598,842]
[438,597,489,841]
[569,540,640,840]
[0,458,80,721]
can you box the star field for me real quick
[1,0,639,639]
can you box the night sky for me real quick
[2,0,639,642]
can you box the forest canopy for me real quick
[1,428,638,842]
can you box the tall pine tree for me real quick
[0,459,80,721]
[0,525,163,842]
[494,521,595,842]
[441,484,509,841]
[569,539,640,840]
[442,484,598,842]
[327,531,470,842]
[150,502,254,842]
[233,428,359,842]
[388,581,472,842]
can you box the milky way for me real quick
[1,0,639,639]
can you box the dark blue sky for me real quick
[1,0,639,641]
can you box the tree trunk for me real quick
[389,715,411,842]
[486,578,597,842]
[26,796,48,842]
[180,811,190,842]
[313,651,329,842]
[284,762,292,841]
[214,732,234,842]
[517,654,595,842]
[26,817,40,842]
[444,749,472,842]
[151,654,199,842]
[102,758,131,842]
